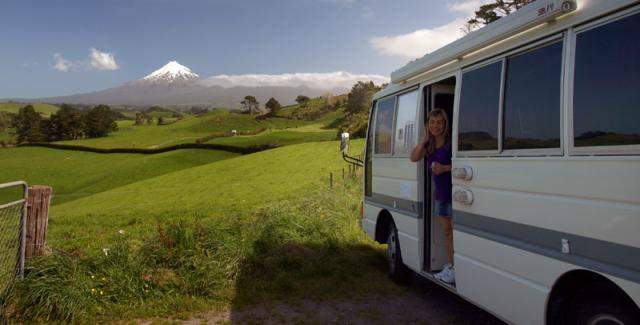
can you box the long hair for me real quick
[426,108,450,155]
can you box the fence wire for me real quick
[0,183,26,312]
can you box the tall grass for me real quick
[11,177,395,322]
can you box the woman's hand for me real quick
[432,162,451,175]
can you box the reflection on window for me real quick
[374,97,396,154]
[365,102,374,197]
[503,41,562,150]
[458,61,502,151]
[394,91,418,155]
[574,12,640,147]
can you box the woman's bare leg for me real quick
[438,216,454,265]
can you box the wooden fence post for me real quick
[26,185,52,259]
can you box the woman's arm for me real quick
[432,162,451,175]
[410,133,429,162]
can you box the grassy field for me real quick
[0,147,239,205]
[57,109,316,149]
[9,140,390,322]
[0,103,59,117]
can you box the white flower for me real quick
[102,248,110,256]
[118,229,125,235]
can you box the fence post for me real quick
[329,172,333,189]
[25,185,52,259]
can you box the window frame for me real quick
[457,57,505,157]
[501,37,565,157]
[392,88,420,158]
[456,33,565,158]
[568,6,640,156]
[372,95,397,157]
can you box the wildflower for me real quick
[102,248,109,256]
[142,274,152,281]
[91,275,95,279]
[101,277,106,281]
[91,288,96,294]
[118,229,125,235]
[100,290,104,295]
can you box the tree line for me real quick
[8,104,118,143]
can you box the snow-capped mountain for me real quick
[20,61,387,107]
[139,61,200,84]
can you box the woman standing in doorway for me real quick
[410,108,454,284]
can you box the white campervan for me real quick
[360,0,640,324]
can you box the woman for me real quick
[410,108,454,284]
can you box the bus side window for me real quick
[573,11,640,148]
[458,61,502,152]
[374,97,396,155]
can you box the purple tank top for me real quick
[426,142,452,203]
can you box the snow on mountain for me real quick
[201,71,389,89]
[141,61,199,83]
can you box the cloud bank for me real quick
[201,71,389,90]
[52,48,119,71]
[369,0,493,58]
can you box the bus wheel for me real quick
[387,222,411,284]
[566,285,640,325]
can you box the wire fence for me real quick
[0,182,26,310]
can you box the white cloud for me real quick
[200,71,389,90]
[369,18,467,59]
[89,48,119,70]
[448,0,494,15]
[369,0,495,58]
[52,53,73,72]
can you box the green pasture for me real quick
[58,109,314,149]
[10,139,386,322]
[0,103,59,117]
[0,147,239,205]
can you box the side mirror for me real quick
[340,132,350,154]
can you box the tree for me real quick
[134,112,147,126]
[83,105,118,138]
[465,0,535,32]
[264,97,281,117]
[0,112,9,132]
[11,105,43,143]
[346,81,381,116]
[241,95,260,114]
[45,104,84,141]
[157,116,164,125]
[295,95,310,107]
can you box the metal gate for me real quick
[0,181,27,304]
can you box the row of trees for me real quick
[10,104,117,143]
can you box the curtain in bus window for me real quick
[374,97,396,154]
[503,41,562,150]
[573,11,640,147]
[394,90,419,155]
[458,61,502,151]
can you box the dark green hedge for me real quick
[18,142,278,155]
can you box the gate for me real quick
[0,181,27,306]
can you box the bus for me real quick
[357,0,640,323]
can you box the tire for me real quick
[386,221,411,284]
[565,285,640,325]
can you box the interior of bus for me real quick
[422,76,456,282]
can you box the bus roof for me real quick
[390,0,578,85]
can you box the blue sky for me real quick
[0,0,486,98]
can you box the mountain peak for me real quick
[141,61,199,83]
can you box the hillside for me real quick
[54,110,305,149]
[0,102,59,117]
[0,147,238,205]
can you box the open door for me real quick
[422,77,456,272]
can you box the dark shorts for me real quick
[435,200,452,218]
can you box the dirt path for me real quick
[144,279,506,324]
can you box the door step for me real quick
[418,270,457,292]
